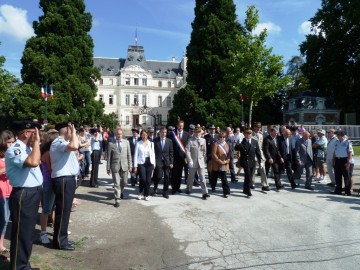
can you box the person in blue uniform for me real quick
[50,122,79,251]
[5,120,43,270]
[89,128,101,187]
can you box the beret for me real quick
[11,120,42,132]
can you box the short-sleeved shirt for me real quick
[5,139,43,187]
[91,136,102,151]
[315,136,328,158]
[334,139,352,158]
[50,136,80,178]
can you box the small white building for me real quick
[94,45,187,134]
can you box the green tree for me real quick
[18,0,103,125]
[186,0,241,101]
[285,56,310,97]
[300,0,360,123]
[228,6,289,126]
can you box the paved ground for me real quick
[6,159,360,270]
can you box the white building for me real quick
[94,45,187,134]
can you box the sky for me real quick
[0,0,322,78]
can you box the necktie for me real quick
[161,139,164,150]
[212,134,214,139]
[248,139,251,145]
[286,138,289,155]
[117,140,122,152]
[197,138,200,145]
[179,132,182,139]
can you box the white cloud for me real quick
[0,4,34,41]
[298,20,321,35]
[253,22,281,36]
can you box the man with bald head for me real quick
[278,129,298,189]
[294,131,314,190]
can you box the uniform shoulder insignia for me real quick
[14,149,21,155]
[14,143,20,147]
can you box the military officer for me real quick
[5,120,43,270]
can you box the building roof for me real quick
[94,45,184,79]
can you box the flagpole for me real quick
[45,79,48,123]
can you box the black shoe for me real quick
[223,194,228,198]
[250,185,255,189]
[202,194,208,200]
[204,193,210,198]
[276,184,284,190]
[163,194,169,199]
[327,183,336,187]
[114,202,120,208]
[177,189,183,194]
[186,190,191,195]
[131,183,135,187]
[120,193,124,199]
[171,190,176,195]
[305,186,314,191]
[231,180,238,183]
[262,186,270,191]
[211,188,216,192]
[54,244,75,251]
[291,183,299,189]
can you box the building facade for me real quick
[94,45,187,134]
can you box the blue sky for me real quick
[0,0,321,78]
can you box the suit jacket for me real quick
[235,138,262,168]
[211,141,230,171]
[128,136,140,166]
[226,135,236,160]
[278,135,292,161]
[186,136,206,168]
[251,131,265,161]
[134,140,155,167]
[172,130,190,161]
[204,133,219,161]
[263,135,282,162]
[106,139,132,172]
[153,137,174,167]
[295,138,313,164]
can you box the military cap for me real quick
[168,126,175,131]
[208,124,215,129]
[148,126,154,132]
[55,122,71,131]
[11,120,42,132]
[189,124,195,131]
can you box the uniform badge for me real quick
[14,149,21,155]
[14,143,20,147]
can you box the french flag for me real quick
[49,85,54,100]
[41,86,47,99]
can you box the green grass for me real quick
[354,146,360,156]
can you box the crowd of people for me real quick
[0,118,356,269]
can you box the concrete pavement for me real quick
[76,160,360,270]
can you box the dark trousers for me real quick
[265,161,282,187]
[154,161,170,194]
[82,151,91,175]
[52,176,76,249]
[138,158,154,197]
[90,150,100,186]
[284,156,296,186]
[211,171,230,195]
[9,186,41,270]
[172,159,186,191]
[243,166,255,195]
[334,157,350,195]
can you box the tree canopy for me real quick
[18,0,104,125]
[300,0,360,123]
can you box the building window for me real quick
[167,96,171,107]
[168,81,171,88]
[109,79,113,85]
[134,78,139,86]
[158,96,162,107]
[109,94,113,105]
[125,78,130,85]
[142,95,147,106]
[126,116,129,125]
[158,81,162,87]
[142,78,147,86]
[125,94,130,105]
[134,94,139,105]
[100,79,103,85]
[142,116,146,125]
[99,94,103,102]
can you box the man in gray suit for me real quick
[294,131,314,190]
[107,128,132,207]
[185,127,210,200]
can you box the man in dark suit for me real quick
[263,127,284,190]
[294,131,314,190]
[235,129,262,197]
[128,128,140,186]
[170,120,190,194]
[204,124,219,181]
[278,128,298,189]
[147,126,156,142]
[153,127,174,198]
[226,127,237,183]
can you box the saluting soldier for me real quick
[5,120,43,270]
[50,122,79,251]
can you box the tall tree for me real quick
[227,6,289,126]
[19,0,103,125]
[186,0,241,101]
[300,0,360,123]
[285,56,310,97]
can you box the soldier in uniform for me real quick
[5,120,43,270]
[50,122,79,251]
[204,125,219,182]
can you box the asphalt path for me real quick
[70,158,360,270]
